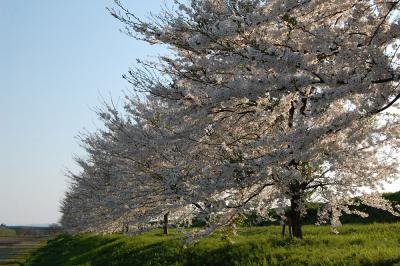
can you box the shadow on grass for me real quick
[25,234,120,266]
[24,223,400,266]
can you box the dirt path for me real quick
[0,236,51,265]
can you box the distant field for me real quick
[0,228,16,237]
[0,235,51,265]
[24,223,400,266]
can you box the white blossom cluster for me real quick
[61,0,400,238]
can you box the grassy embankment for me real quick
[25,223,400,266]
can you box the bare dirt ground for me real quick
[0,236,51,265]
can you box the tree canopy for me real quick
[61,0,400,239]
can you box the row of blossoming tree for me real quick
[61,0,400,239]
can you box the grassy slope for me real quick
[25,223,400,266]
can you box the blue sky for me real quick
[0,0,165,225]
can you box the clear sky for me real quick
[0,1,399,226]
[0,0,165,225]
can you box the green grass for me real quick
[24,223,400,266]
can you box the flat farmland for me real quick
[0,236,51,265]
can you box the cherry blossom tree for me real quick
[61,97,225,235]
[62,0,400,239]
[105,0,400,238]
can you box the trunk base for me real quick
[282,211,302,239]
[163,212,169,235]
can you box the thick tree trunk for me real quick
[291,211,302,239]
[290,198,303,239]
[163,212,169,235]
